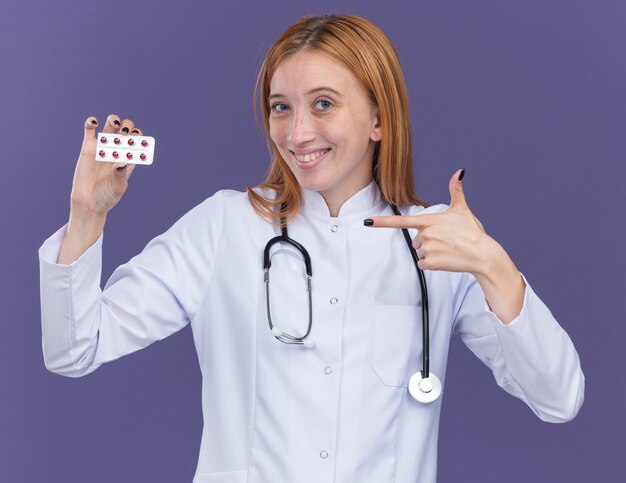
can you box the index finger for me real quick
[103,114,122,133]
[364,213,439,229]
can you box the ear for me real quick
[370,106,382,142]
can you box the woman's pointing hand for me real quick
[365,169,500,276]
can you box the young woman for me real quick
[39,14,584,483]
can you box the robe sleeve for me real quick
[452,271,585,422]
[38,191,225,377]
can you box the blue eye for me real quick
[271,103,289,112]
[315,99,332,110]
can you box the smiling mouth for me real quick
[293,149,330,163]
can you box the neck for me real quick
[323,198,342,218]
[320,177,374,217]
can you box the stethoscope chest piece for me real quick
[408,371,442,404]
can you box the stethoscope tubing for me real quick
[390,204,430,380]
[263,214,314,344]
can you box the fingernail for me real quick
[364,219,374,226]
[121,127,129,133]
[90,119,97,125]
[458,169,465,181]
[116,165,127,171]
[113,119,120,126]
[131,129,139,134]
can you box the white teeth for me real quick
[294,150,327,162]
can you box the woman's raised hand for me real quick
[366,169,526,323]
[365,169,498,277]
[69,114,142,216]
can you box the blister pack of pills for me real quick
[95,132,155,165]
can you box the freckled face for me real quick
[268,49,381,204]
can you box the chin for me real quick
[294,176,333,194]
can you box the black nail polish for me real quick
[90,119,97,125]
[458,169,465,181]
[116,165,127,171]
[364,219,374,226]
[132,130,139,134]
[121,127,129,133]
[113,120,120,126]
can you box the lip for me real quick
[293,148,330,170]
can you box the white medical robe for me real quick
[39,180,585,483]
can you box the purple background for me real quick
[1,0,623,481]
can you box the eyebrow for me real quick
[268,87,343,102]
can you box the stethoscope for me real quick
[263,202,442,404]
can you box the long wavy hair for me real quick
[246,14,429,225]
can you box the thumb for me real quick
[113,162,136,179]
[448,168,468,211]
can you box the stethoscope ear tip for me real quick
[302,338,315,349]
[408,371,442,404]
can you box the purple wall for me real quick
[1,0,623,481]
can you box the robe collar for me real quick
[299,179,387,221]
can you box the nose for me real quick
[287,110,314,145]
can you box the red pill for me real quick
[140,153,147,160]
[126,152,133,160]
[98,150,105,157]
[128,138,134,146]
[112,151,119,159]
[141,140,149,147]
[100,137,107,144]
[114,138,121,145]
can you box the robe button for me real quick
[320,450,329,459]
[330,297,338,304]
[324,366,333,375]
[330,225,339,232]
